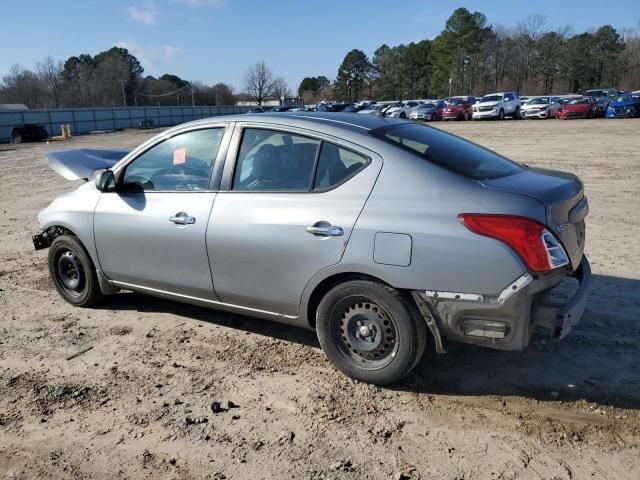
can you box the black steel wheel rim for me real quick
[56,250,85,293]
[332,297,398,370]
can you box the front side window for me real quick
[233,129,320,191]
[122,128,224,191]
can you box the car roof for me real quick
[180,111,408,136]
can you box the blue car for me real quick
[606,94,640,118]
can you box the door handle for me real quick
[306,224,344,237]
[169,212,196,225]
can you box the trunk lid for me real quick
[479,167,588,270]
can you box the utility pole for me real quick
[118,79,127,107]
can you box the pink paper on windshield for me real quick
[173,148,186,165]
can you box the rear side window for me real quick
[232,128,370,192]
[370,123,523,180]
[233,129,320,191]
[314,143,368,190]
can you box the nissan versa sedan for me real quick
[34,113,591,385]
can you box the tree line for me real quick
[0,47,237,109]
[302,8,640,103]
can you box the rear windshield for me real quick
[371,123,523,180]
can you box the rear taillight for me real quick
[458,214,569,273]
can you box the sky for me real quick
[1,0,639,92]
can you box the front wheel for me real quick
[463,111,469,121]
[316,280,427,385]
[498,109,505,120]
[48,235,103,307]
[399,112,406,119]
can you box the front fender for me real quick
[37,182,101,267]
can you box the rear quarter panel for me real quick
[308,140,546,296]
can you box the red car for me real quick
[442,96,476,120]
[556,97,599,119]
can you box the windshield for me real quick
[419,103,435,109]
[481,95,502,103]
[370,123,523,180]
[448,99,466,106]
[528,97,550,105]
[584,90,608,97]
[614,95,632,103]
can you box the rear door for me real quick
[94,125,230,299]
[206,125,382,316]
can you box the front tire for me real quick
[48,235,103,307]
[316,280,427,385]
[498,108,505,120]
[463,111,469,121]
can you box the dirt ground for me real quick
[1,118,639,480]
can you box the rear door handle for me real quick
[306,224,344,237]
[169,212,196,225]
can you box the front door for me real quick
[94,127,227,299]
[206,126,382,316]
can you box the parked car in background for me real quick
[358,104,387,115]
[385,100,422,118]
[409,101,446,121]
[267,106,301,112]
[246,107,268,113]
[7,123,49,144]
[556,96,599,119]
[34,112,591,385]
[521,96,561,119]
[442,96,476,120]
[317,103,353,112]
[343,104,366,112]
[582,88,618,116]
[606,93,640,118]
[472,92,521,120]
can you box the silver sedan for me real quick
[34,113,591,385]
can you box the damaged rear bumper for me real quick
[414,256,591,351]
[532,257,591,340]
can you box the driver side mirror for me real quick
[95,169,116,192]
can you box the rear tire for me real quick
[316,280,427,385]
[10,129,22,144]
[498,109,505,120]
[400,112,406,119]
[463,111,469,121]
[48,235,103,307]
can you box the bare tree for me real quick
[244,60,275,105]
[0,64,47,108]
[272,77,291,103]
[37,56,63,108]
